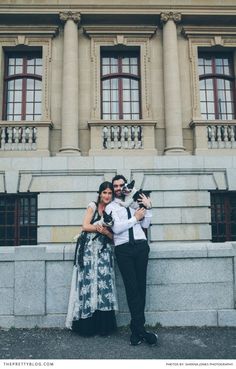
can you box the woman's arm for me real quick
[82,206,113,238]
[81,206,98,232]
[93,223,113,240]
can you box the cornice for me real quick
[83,25,157,37]
[0,120,54,128]
[182,26,236,38]
[190,120,236,127]
[0,25,58,36]
[0,4,235,16]
[88,120,158,127]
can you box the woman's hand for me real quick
[95,225,113,240]
[95,224,108,235]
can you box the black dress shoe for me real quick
[139,330,158,345]
[130,332,143,346]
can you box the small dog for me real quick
[94,210,113,228]
[74,210,113,267]
[92,210,113,241]
[117,180,151,209]
[73,210,113,242]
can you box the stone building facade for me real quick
[0,0,236,328]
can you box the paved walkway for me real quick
[0,327,236,360]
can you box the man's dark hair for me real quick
[112,174,127,185]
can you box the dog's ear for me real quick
[109,211,112,216]
[143,190,152,197]
[130,180,135,186]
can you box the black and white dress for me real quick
[66,202,118,336]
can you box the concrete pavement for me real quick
[0,327,236,360]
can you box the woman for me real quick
[66,181,118,336]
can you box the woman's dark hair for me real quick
[97,181,114,203]
[111,174,127,185]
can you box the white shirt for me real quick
[106,199,152,246]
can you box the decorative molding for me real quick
[0,25,58,37]
[183,27,236,120]
[190,119,236,127]
[182,26,236,38]
[213,36,224,46]
[115,35,126,46]
[0,120,53,128]
[160,12,182,24]
[16,35,27,46]
[59,11,81,24]
[88,120,157,127]
[84,25,157,120]
[0,36,53,121]
[83,25,157,38]
[89,35,154,120]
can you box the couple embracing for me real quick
[66,174,158,346]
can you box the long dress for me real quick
[66,202,118,336]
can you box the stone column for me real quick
[161,12,186,154]
[59,11,81,154]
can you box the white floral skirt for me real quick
[66,233,118,329]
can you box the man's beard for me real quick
[115,192,125,200]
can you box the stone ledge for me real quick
[150,242,236,259]
[207,243,236,257]
[1,310,236,329]
[0,243,235,261]
[116,310,218,327]
[0,155,235,172]
[0,245,65,261]
[218,310,236,327]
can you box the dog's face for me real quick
[102,211,114,227]
[121,180,135,195]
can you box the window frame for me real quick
[3,50,42,121]
[101,49,141,120]
[198,52,236,120]
[210,190,236,242]
[82,26,157,121]
[0,193,38,246]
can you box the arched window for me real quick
[3,51,42,121]
[198,53,235,120]
[101,50,141,120]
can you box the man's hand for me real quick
[134,207,146,221]
[137,193,152,209]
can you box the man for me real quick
[106,174,158,346]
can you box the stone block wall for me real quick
[0,243,236,328]
[0,155,231,247]
[0,155,236,327]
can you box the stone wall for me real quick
[0,155,236,327]
[0,242,236,328]
[1,155,235,247]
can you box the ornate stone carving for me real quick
[212,36,224,46]
[16,35,27,45]
[160,12,182,24]
[114,35,127,46]
[59,11,81,24]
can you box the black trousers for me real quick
[115,240,150,334]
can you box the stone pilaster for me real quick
[161,12,186,154]
[59,11,81,154]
